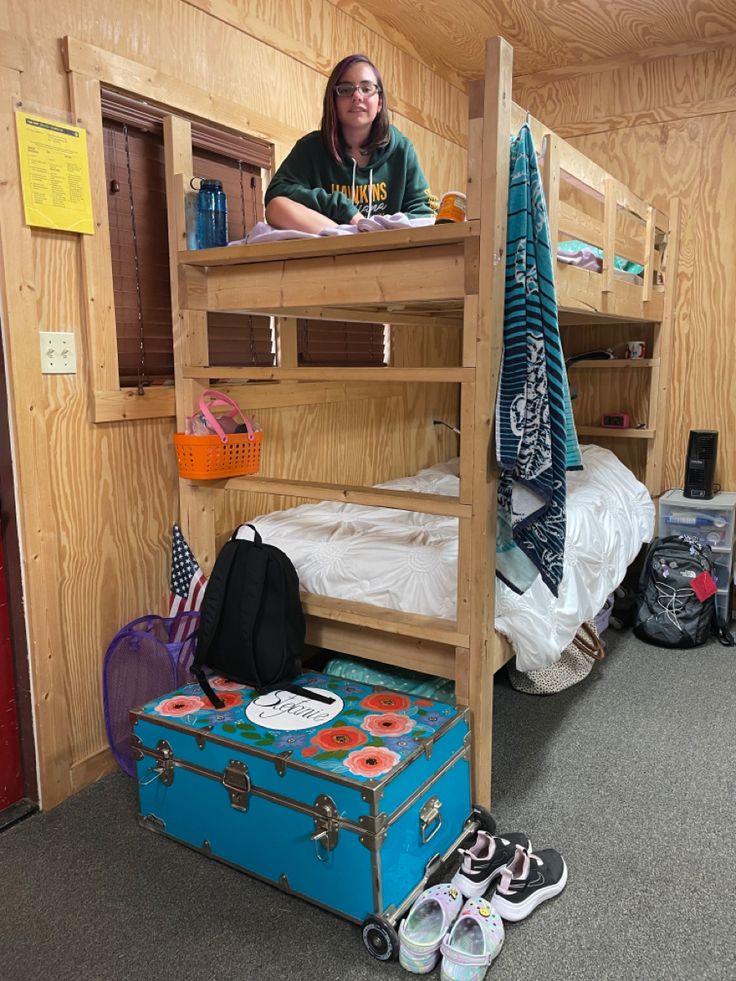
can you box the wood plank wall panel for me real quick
[517,46,736,492]
[181,0,470,148]
[3,0,465,805]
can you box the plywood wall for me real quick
[0,0,467,807]
[515,44,736,492]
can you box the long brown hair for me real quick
[320,55,391,163]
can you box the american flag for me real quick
[168,524,207,642]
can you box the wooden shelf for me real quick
[578,426,655,439]
[569,358,659,369]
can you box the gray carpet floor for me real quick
[2,630,735,981]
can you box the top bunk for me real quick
[177,45,673,330]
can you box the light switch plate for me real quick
[40,331,77,374]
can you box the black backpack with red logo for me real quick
[633,535,733,648]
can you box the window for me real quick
[104,121,172,385]
[101,93,273,387]
[297,320,388,366]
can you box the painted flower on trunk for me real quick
[343,746,401,778]
[362,713,416,737]
[154,695,205,717]
[210,677,247,691]
[201,690,242,711]
[310,726,368,752]
[360,692,411,713]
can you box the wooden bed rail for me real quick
[510,102,669,305]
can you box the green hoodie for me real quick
[265,125,435,224]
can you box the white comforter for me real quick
[241,444,654,671]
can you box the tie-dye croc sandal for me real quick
[398,883,464,974]
[439,897,504,981]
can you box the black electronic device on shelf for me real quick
[683,430,718,500]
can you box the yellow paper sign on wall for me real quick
[16,111,94,234]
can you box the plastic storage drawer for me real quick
[658,511,733,548]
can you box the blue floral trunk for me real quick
[132,672,472,930]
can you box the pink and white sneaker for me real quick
[491,844,568,921]
[440,897,504,981]
[451,830,532,898]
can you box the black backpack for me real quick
[191,524,331,708]
[633,535,734,648]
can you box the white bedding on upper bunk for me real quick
[240,444,654,672]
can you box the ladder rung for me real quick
[225,476,471,518]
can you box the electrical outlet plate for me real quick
[40,331,77,374]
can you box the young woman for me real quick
[265,55,435,233]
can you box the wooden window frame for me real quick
[63,36,293,422]
[64,37,401,424]
[101,100,272,387]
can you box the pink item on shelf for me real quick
[186,390,256,444]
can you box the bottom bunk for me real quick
[234,443,654,682]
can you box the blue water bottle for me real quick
[196,178,228,249]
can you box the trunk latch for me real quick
[222,760,251,811]
[311,794,340,859]
[154,739,175,787]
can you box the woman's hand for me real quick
[349,213,362,226]
[265,197,338,233]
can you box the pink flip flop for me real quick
[398,883,464,974]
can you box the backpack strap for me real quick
[192,539,237,667]
[238,535,270,692]
[276,682,335,705]
[191,667,226,709]
[191,536,242,709]
[713,610,735,647]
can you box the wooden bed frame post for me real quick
[645,198,681,495]
[461,36,513,807]
[164,116,217,570]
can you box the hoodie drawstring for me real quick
[350,159,374,220]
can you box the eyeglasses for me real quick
[334,82,381,98]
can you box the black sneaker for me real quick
[491,844,568,921]
[451,830,532,898]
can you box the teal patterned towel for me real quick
[495,124,582,597]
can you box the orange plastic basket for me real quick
[173,430,262,480]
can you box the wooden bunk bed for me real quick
[169,38,679,807]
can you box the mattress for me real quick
[240,444,654,671]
